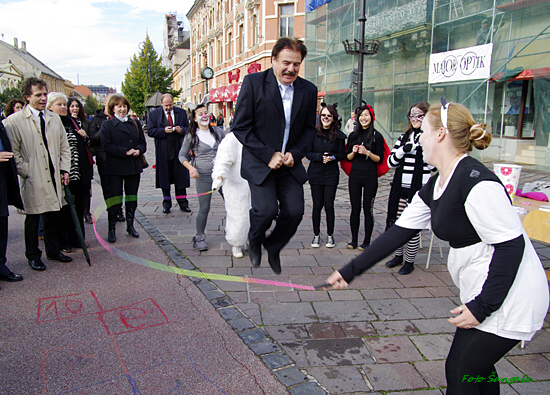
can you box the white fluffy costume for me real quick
[212,133,251,246]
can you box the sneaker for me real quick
[192,235,208,251]
[311,235,321,248]
[358,243,368,251]
[232,246,243,258]
[347,242,357,249]
[326,235,335,248]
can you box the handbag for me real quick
[131,119,149,169]
[69,117,95,166]
[340,135,391,178]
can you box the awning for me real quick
[209,83,242,103]
[491,67,550,82]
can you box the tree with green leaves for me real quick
[121,34,181,116]
[83,95,100,117]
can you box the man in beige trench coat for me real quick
[4,77,72,270]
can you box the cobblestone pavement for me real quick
[132,138,550,395]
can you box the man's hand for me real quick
[174,125,183,134]
[283,152,294,167]
[268,152,284,169]
[61,172,70,185]
[0,151,14,162]
[165,126,173,134]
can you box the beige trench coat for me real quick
[4,105,71,215]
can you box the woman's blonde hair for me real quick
[426,102,491,152]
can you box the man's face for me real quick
[161,97,174,112]
[272,48,302,85]
[26,85,48,111]
[351,111,355,119]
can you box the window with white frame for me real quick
[239,24,244,54]
[279,4,294,37]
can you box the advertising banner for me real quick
[429,43,493,84]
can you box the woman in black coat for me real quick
[100,95,146,243]
[306,104,346,249]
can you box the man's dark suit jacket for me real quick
[146,106,190,189]
[232,68,317,186]
[0,122,24,216]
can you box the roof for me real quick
[74,85,94,98]
[0,40,64,80]
[145,91,165,107]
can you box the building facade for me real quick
[86,84,116,104]
[163,13,192,104]
[305,0,550,168]
[0,38,65,93]
[0,61,23,93]
[187,0,307,123]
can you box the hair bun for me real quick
[470,123,491,150]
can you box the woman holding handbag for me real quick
[100,95,146,243]
[306,104,346,248]
[68,97,94,225]
[345,104,384,250]
[47,93,92,250]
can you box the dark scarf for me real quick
[386,127,427,230]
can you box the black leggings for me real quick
[310,184,337,236]
[446,328,519,395]
[348,176,377,245]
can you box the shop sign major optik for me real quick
[429,43,493,84]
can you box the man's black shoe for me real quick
[28,259,46,271]
[163,207,171,214]
[47,253,73,263]
[180,206,192,212]
[248,244,261,268]
[0,272,23,282]
[267,249,282,275]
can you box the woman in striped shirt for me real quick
[385,102,432,274]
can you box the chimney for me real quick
[13,37,18,49]
[21,41,26,52]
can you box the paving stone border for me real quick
[135,211,329,394]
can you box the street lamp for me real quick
[139,41,153,93]
[342,0,380,110]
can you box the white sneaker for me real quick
[326,235,335,248]
[311,235,320,248]
[232,246,243,258]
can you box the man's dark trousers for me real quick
[248,167,304,254]
[25,211,63,260]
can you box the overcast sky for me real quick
[0,0,193,92]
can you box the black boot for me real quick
[108,212,117,243]
[117,207,125,222]
[126,207,139,238]
[386,255,403,268]
[398,262,415,275]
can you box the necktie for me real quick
[167,112,174,128]
[39,112,58,194]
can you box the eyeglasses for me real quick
[408,115,425,122]
[506,90,522,98]
[321,114,333,119]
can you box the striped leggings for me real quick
[394,197,420,263]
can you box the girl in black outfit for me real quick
[345,104,384,250]
[306,104,346,248]
[100,95,146,243]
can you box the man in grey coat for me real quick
[4,77,72,271]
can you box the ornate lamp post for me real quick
[342,0,380,110]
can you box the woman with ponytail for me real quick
[326,99,549,394]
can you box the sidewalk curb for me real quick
[135,210,329,395]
